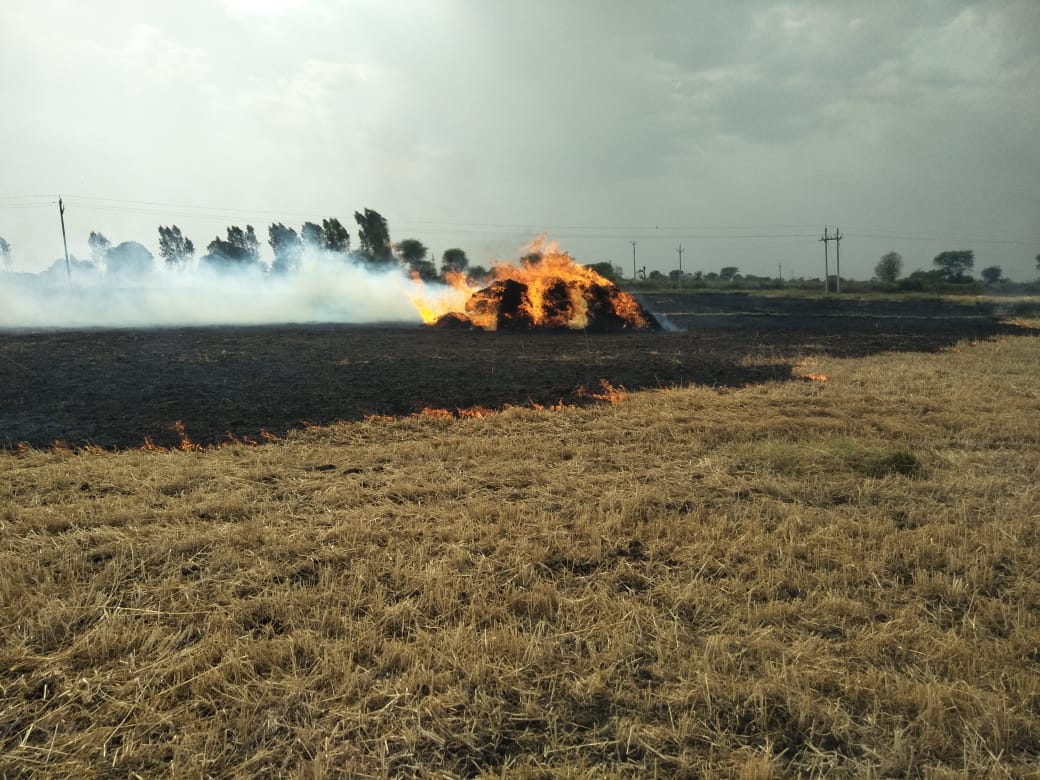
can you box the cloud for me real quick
[221,0,314,17]
[2,1,1038,281]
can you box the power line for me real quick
[845,230,1038,246]
[0,203,58,210]
[6,192,1038,246]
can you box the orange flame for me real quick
[409,238,650,331]
[408,268,480,325]
[173,420,203,451]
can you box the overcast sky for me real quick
[2,0,1038,280]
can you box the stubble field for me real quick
[1,295,1039,777]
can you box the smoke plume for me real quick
[0,251,431,329]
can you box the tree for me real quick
[1035,253,1039,273]
[106,241,154,275]
[0,236,11,270]
[321,218,350,252]
[980,265,1004,285]
[933,250,974,281]
[720,266,739,282]
[158,225,195,268]
[585,261,619,282]
[88,231,111,266]
[396,239,437,279]
[269,223,303,273]
[874,251,903,283]
[301,222,324,249]
[354,208,392,262]
[440,248,469,277]
[467,265,489,282]
[396,238,427,265]
[202,225,262,269]
[230,225,261,261]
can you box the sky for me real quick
[2,0,1039,281]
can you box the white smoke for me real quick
[0,250,432,329]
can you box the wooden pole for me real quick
[834,228,842,293]
[819,227,830,293]
[59,197,71,285]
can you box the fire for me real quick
[409,239,657,331]
[408,269,478,325]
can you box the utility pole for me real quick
[630,240,637,280]
[676,243,684,287]
[819,227,831,294]
[778,263,782,281]
[833,228,842,293]
[58,196,71,285]
[818,227,844,293]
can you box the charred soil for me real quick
[0,294,1028,449]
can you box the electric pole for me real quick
[833,228,842,293]
[630,240,637,280]
[819,227,831,294]
[676,243,683,287]
[59,196,71,285]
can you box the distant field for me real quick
[2,317,1038,776]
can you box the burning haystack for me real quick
[410,240,660,332]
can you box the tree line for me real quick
[2,221,1040,292]
[873,250,1015,290]
[3,208,480,283]
[624,249,1040,294]
[151,208,482,282]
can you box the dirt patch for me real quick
[0,295,1028,449]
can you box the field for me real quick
[0,294,1028,450]
[2,296,1039,776]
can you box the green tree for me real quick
[321,218,350,252]
[234,225,261,260]
[0,236,11,270]
[396,239,436,279]
[88,231,111,266]
[354,208,392,262]
[106,241,154,275]
[1035,253,1039,273]
[933,250,974,281]
[874,251,903,283]
[203,225,262,269]
[585,261,619,282]
[720,266,739,281]
[268,223,303,273]
[158,225,195,268]
[301,222,324,249]
[980,265,1003,285]
[440,248,469,276]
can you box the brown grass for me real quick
[2,330,1039,777]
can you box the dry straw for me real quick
[2,329,1039,777]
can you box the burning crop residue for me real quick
[409,239,659,332]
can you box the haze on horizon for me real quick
[2,0,1038,281]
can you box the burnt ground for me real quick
[1,293,1033,450]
